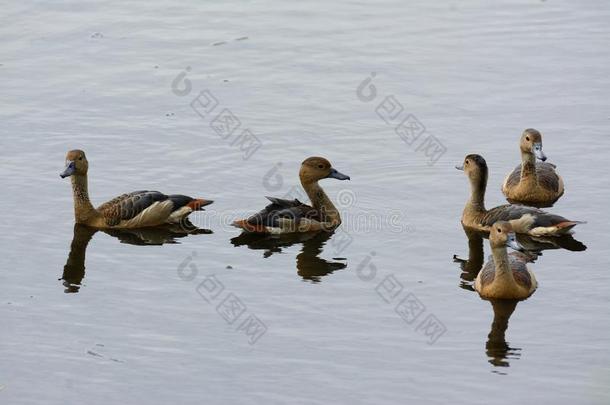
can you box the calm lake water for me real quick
[2,1,609,404]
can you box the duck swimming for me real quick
[60,150,213,229]
[232,157,350,234]
[457,154,582,236]
[475,221,537,300]
[502,129,564,207]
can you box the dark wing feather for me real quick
[97,190,169,226]
[167,194,197,209]
[481,204,569,228]
[246,197,319,228]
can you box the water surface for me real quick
[1,1,609,404]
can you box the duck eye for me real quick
[497,228,502,233]
[318,164,324,169]
[78,157,83,161]
[526,136,530,141]
[465,161,469,165]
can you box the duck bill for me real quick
[507,233,525,252]
[533,143,547,161]
[60,161,76,178]
[326,168,350,180]
[455,165,464,171]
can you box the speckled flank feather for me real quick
[97,191,167,226]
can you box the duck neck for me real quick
[466,173,487,215]
[302,180,341,227]
[491,246,517,288]
[520,151,537,183]
[71,174,97,223]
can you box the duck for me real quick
[60,150,213,229]
[475,221,537,300]
[457,154,583,236]
[232,157,350,234]
[502,129,564,207]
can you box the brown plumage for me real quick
[502,129,564,207]
[232,157,350,234]
[475,222,537,300]
[479,253,533,289]
[457,154,583,236]
[60,150,213,229]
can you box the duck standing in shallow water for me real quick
[457,154,582,236]
[475,221,537,300]
[232,157,350,234]
[502,128,564,207]
[60,150,213,229]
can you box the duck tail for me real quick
[231,219,268,233]
[555,220,585,234]
[187,199,214,211]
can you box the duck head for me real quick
[490,221,524,252]
[520,128,546,162]
[299,157,350,184]
[61,150,89,178]
[456,154,488,185]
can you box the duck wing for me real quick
[503,166,522,190]
[508,252,535,290]
[536,162,562,193]
[481,204,581,234]
[244,197,319,228]
[97,190,207,227]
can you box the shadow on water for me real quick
[60,222,212,293]
[231,231,347,282]
[453,226,587,371]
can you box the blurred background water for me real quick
[1,0,609,404]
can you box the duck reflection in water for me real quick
[61,221,211,293]
[231,230,347,282]
[485,298,521,371]
[454,226,586,370]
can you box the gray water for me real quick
[2,1,609,404]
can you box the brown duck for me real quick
[475,221,537,300]
[457,154,582,236]
[60,150,213,228]
[232,157,350,234]
[502,129,564,207]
